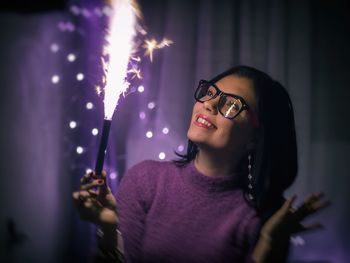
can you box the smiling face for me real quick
[187,75,258,159]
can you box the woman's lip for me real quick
[194,114,216,129]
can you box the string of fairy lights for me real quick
[49,1,185,180]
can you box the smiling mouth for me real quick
[196,116,216,129]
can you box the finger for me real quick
[92,170,107,180]
[80,179,105,191]
[311,200,331,211]
[99,171,109,193]
[72,191,89,206]
[294,193,329,220]
[88,189,99,197]
[279,195,297,215]
[72,190,93,205]
[304,192,324,204]
[80,171,95,184]
[293,222,323,234]
[72,191,80,201]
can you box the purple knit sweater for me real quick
[116,160,262,263]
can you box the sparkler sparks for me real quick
[102,0,138,120]
[127,67,142,79]
[143,38,174,62]
[93,0,173,175]
[96,0,174,120]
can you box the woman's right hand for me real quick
[72,171,118,227]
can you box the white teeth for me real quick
[197,117,214,128]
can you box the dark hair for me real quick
[175,65,298,215]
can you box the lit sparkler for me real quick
[94,0,173,176]
[95,0,138,175]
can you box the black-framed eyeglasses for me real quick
[194,80,250,120]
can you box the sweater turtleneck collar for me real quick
[182,161,244,194]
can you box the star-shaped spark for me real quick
[127,67,142,79]
[143,38,174,62]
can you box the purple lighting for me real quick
[139,111,146,120]
[146,131,153,138]
[158,152,166,160]
[147,102,156,109]
[67,53,76,62]
[76,146,84,154]
[91,128,99,136]
[76,73,84,81]
[69,121,77,129]
[50,43,59,53]
[137,85,145,93]
[51,75,60,84]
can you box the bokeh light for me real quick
[51,75,60,84]
[92,128,99,136]
[86,102,94,110]
[139,111,146,120]
[76,73,84,81]
[177,144,185,152]
[69,121,77,129]
[146,131,153,138]
[162,127,169,134]
[109,172,117,180]
[76,146,84,154]
[137,85,145,93]
[158,152,166,160]
[147,102,156,109]
[50,43,59,53]
[67,53,76,62]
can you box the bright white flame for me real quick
[76,73,84,81]
[86,102,94,109]
[67,53,76,62]
[146,131,153,138]
[69,121,77,129]
[92,128,99,136]
[103,0,137,120]
[158,152,166,160]
[51,75,60,84]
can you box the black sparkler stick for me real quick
[95,118,112,175]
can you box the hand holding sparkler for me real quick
[72,170,118,226]
[72,170,120,259]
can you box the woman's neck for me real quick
[194,149,241,177]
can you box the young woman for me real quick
[73,66,329,262]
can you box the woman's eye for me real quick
[206,90,214,97]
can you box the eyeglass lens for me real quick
[196,81,243,119]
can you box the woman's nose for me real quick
[203,97,219,114]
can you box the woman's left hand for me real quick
[260,192,331,243]
[252,192,330,263]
